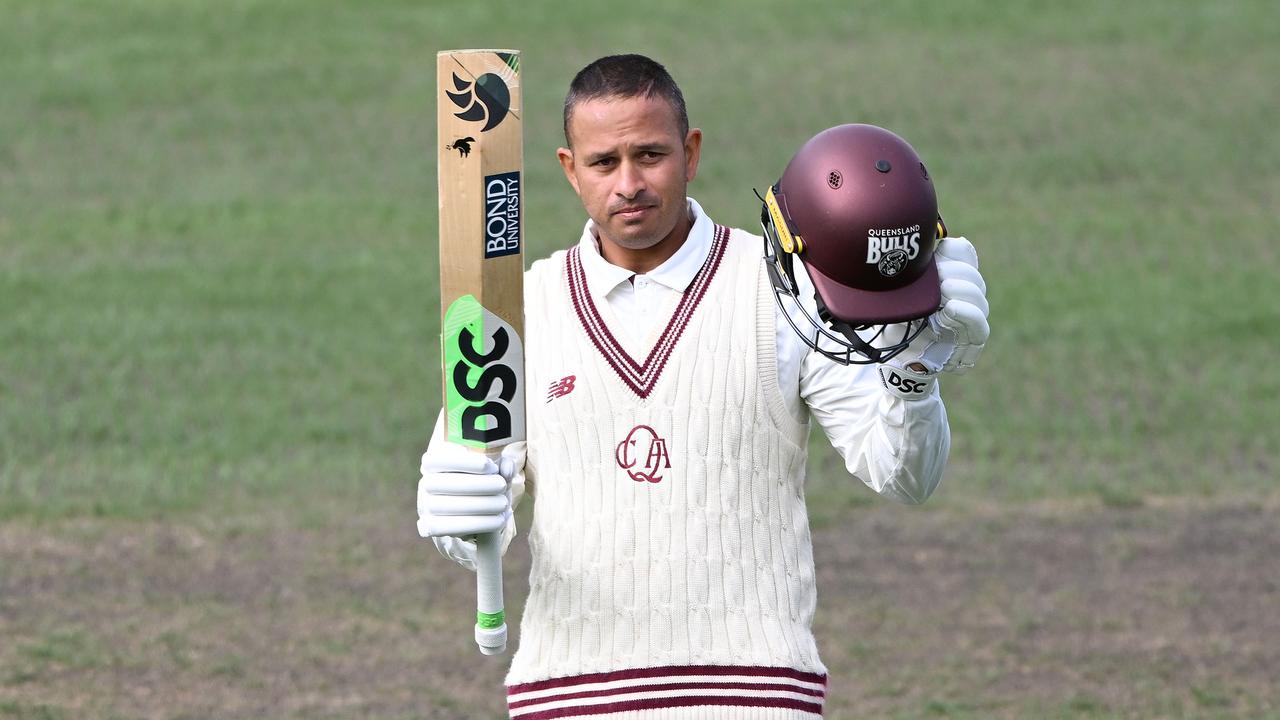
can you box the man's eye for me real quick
[593,157,616,168]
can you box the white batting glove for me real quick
[879,237,990,399]
[417,414,526,571]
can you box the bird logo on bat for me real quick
[446,136,475,157]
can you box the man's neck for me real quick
[597,209,693,275]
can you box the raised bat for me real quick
[436,49,525,656]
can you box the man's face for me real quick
[557,94,701,251]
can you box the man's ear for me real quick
[684,128,703,182]
[557,147,581,195]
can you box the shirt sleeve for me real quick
[780,267,951,505]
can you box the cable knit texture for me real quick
[509,225,823,719]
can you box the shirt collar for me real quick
[576,197,714,302]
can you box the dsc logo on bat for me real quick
[442,296,525,447]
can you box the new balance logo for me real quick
[546,375,576,402]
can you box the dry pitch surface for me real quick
[2,498,1277,720]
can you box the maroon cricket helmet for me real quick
[773,123,942,324]
[759,124,946,364]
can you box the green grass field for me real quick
[2,1,1279,718]
[2,0,1277,517]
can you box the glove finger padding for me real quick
[421,472,508,496]
[940,277,989,318]
[418,512,508,538]
[945,342,985,375]
[935,236,979,269]
[420,446,497,476]
[934,300,987,373]
[423,492,509,517]
[934,299,990,347]
[417,468,511,537]
[937,259,987,296]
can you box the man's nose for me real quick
[616,160,645,199]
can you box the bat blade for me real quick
[436,48,524,656]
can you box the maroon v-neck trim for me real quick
[566,224,730,399]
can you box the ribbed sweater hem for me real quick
[509,708,823,719]
[507,664,826,719]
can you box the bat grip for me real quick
[474,530,507,655]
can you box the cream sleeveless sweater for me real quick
[507,225,826,719]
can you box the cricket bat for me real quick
[436,49,525,656]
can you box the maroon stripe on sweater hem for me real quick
[512,695,824,720]
[508,662,827,694]
[508,680,824,709]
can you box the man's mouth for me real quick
[614,205,654,219]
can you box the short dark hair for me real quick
[563,54,689,146]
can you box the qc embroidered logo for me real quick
[546,375,576,402]
[615,425,672,483]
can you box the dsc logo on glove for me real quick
[882,369,927,395]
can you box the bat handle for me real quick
[474,530,507,654]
